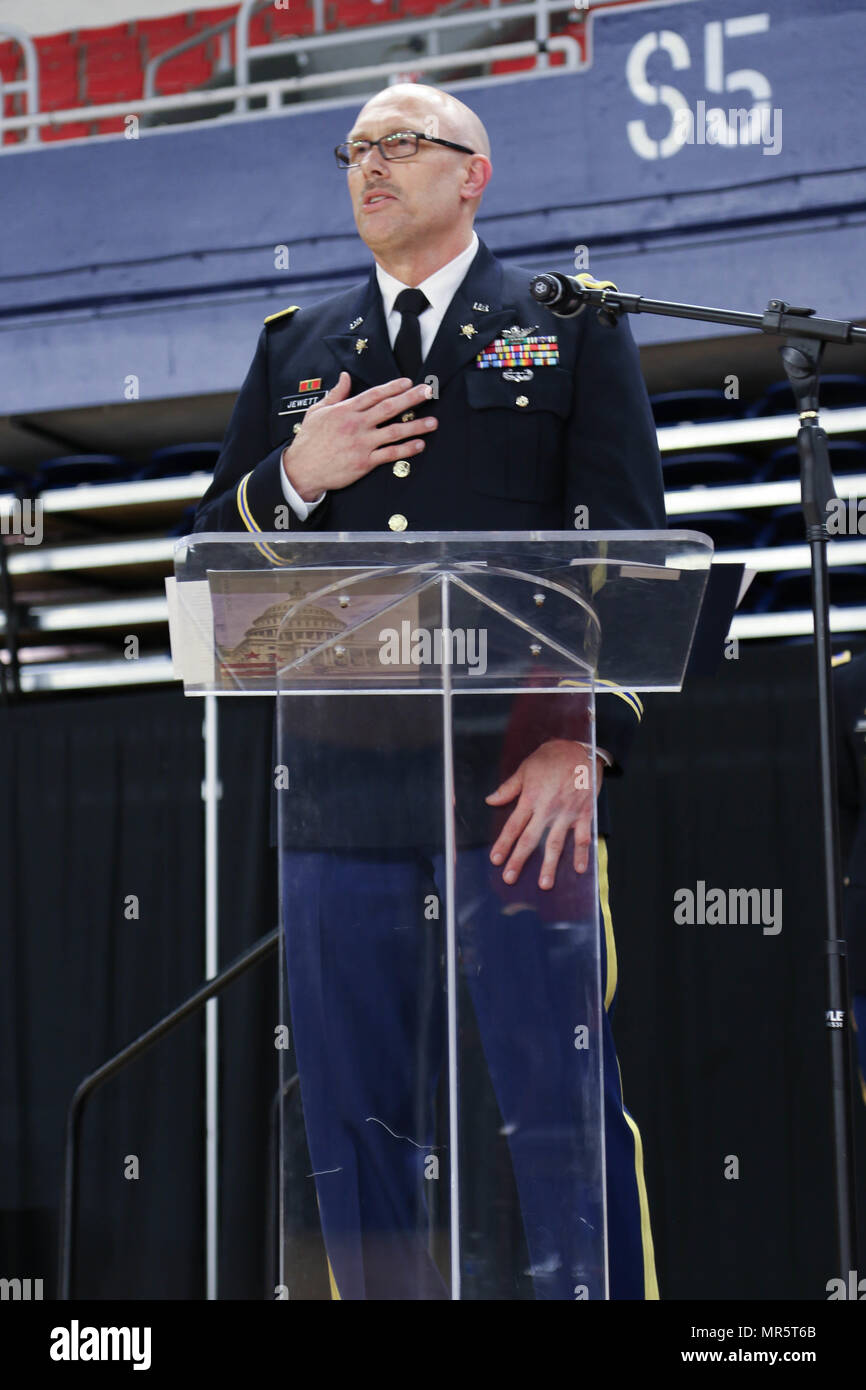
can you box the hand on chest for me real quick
[270,323,573,505]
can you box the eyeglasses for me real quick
[335,130,475,169]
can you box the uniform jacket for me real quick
[194,238,667,847]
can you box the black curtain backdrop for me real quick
[1,645,863,1300]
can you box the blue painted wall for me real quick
[2,0,864,413]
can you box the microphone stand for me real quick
[530,274,865,1284]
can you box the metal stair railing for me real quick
[0,23,580,147]
[143,0,266,101]
[0,24,40,145]
[58,926,279,1300]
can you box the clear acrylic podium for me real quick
[171,530,712,1301]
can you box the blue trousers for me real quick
[280,838,657,1300]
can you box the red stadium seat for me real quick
[551,20,586,61]
[394,0,441,14]
[155,50,214,95]
[41,121,91,142]
[93,116,127,134]
[271,3,316,37]
[40,72,81,112]
[0,41,22,81]
[139,15,196,59]
[82,35,141,61]
[33,44,76,118]
[87,70,144,105]
[189,10,240,69]
[83,35,144,105]
[77,23,133,45]
[490,56,536,73]
[240,9,269,47]
[190,5,239,27]
[34,35,77,62]
[329,0,389,28]
[1,72,27,144]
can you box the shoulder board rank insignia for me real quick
[264,305,301,325]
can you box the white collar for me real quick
[375,230,479,320]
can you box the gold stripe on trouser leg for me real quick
[315,1188,341,1300]
[598,836,659,1300]
[598,836,618,1011]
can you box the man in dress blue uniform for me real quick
[195,82,665,1299]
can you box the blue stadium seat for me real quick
[762,566,865,612]
[167,505,199,537]
[34,455,132,491]
[764,439,866,482]
[670,510,759,550]
[662,450,760,488]
[0,466,30,494]
[650,389,742,426]
[746,374,866,417]
[762,503,805,547]
[137,443,223,479]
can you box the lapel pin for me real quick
[349,317,363,330]
[472,301,489,312]
[354,338,368,354]
[460,323,477,338]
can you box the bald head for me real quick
[354,84,491,160]
[345,83,493,283]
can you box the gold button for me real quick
[516,395,529,407]
[292,422,302,434]
[401,411,415,423]
[388,513,408,532]
[393,460,410,478]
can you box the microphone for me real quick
[529,271,621,322]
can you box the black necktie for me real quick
[393,287,430,382]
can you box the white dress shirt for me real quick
[279,231,479,519]
[376,229,479,361]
